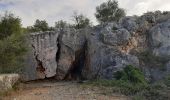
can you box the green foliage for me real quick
[86,74,170,100]
[87,79,148,95]
[132,82,170,100]
[55,20,68,30]
[72,12,91,29]
[164,75,170,87]
[114,65,147,85]
[95,0,126,23]
[34,19,49,31]
[0,13,27,73]
[27,19,51,32]
[0,12,21,40]
[86,65,148,95]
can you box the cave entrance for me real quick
[64,41,87,80]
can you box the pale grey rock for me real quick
[101,28,131,46]
[82,26,139,79]
[23,31,59,81]
[56,28,86,80]
[149,19,170,58]
[119,16,138,33]
[0,74,20,92]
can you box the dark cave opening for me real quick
[56,37,61,62]
[64,41,87,80]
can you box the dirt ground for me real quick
[2,80,128,100]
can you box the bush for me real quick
[114,65,147,85]
[87,79,148,95]
[85,66,170,99]
[164,75,170,87]
[0,13,27,73]
[0,12,21,40]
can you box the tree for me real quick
[27,19,49,32]
[33,19,49,31]
[95,0,126,23]
[0,12,27,73]
[0,12,21,39]
[72,12,91,29]
[55,20,68,30]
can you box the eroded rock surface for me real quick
[23,31,59,81]
[149,19,170,58]
[23,12,170,81]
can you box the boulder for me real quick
[0,74,20,92]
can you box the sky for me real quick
[0,0,170,27]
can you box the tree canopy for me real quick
[55,20,68,30]
[27,19,51,32]
[72,12,91,29]
[95,0,126,23]
[0,13,21,39]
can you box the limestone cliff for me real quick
[23,12,170,81]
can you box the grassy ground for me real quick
[84,78,170,100]
[83,65,170,100]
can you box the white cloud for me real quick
[0,0,170,27]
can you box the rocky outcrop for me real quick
[22,31,59,81]
[56,28,86,80]
[81,25,139,79]
[149,19,170,58]
[0,74,20,92]
[23,11,170,81]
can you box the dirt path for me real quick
[3,81,128,100]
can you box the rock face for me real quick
[23,12,170,81]
[56,28,86,80]
[22,31,59,81]
[0,74,20,92]
[149,19,170,58]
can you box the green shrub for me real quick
[87,79,148,95]
[0,13,27,73]
[114,65,147,85]
[86,66,170,99]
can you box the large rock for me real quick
[0,74,20,92]
[55,28,86,80]
[101,28,131,46]
[119,16,138,33]
[82,25,139,79]
[22,31,59,81]
[149,19,170,59]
